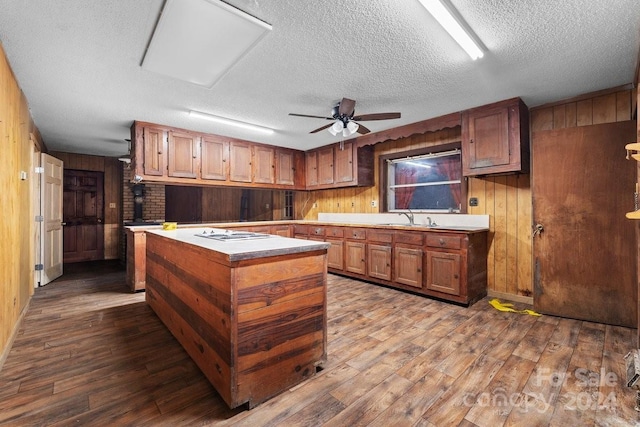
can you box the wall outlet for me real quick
[351,202,355,207]
[265,203,270,209]
[313,202,318,208]
[371,200,377,207]
[109,202,116,209]
[337,202,340,208]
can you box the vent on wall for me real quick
[141,0,272,88]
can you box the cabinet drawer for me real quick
[325,227,344,238]
[293,224,309,235]
[346,228,367,240]
[395,231,423,246]
[310,226,326,237]
[367,229,393,243]
[426,234,462,250]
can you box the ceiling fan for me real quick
[289,98,401,137]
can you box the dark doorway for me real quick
[63,169,105,263]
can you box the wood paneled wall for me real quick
[51,152,123,259]
[297,87,636,300]
[0,42,42,363]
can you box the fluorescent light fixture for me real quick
[418,0,484,60]
[189,110,274,135]
[142,0,272,87]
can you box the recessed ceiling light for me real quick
[141,0,272,87]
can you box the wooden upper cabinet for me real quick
[334,141,354,183]
[306,151,319,187]
[275,149,295,186]
[253,145,275,184]
[167,130,198,179]
[461,97,530,176]
[143,126,166,176]
[201,135,229,181]
[317,146,334,185]
[229,141,252,183]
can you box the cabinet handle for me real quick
[469,139,474,144]
[454,274,459,279]
[439,239,445,245]
[417,268,421,272]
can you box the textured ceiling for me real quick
[0,0,638,156]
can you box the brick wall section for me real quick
[122,168,166,222]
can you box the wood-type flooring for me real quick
[0,261,638,426]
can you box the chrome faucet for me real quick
[399,209,414,225]
[426,216,437,227]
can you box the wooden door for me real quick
[334,141,354,183]
[40,153,63,285]
[368,244,391,280]
[426,250,461,295]
[253,146,275,184]
[345,241,366,275]
[305,151,318,187]
[230,141,252,182]
[532,121,637,327]
[167,130,198,179]
[395,246,423,288]
[62,170,104,263]
[143,126,165,176]
[317,146,334,185]
[326,239,344,270]
[275,150,294,185]
[201,136,228,181]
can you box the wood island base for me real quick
[145,230,328,409]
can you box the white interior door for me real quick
[40,153,63,285]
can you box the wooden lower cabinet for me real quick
[426,250,461,295]
[345,241,366,275]
[326,239,344,270]
[394,246,423,288]
[368,244,391,281]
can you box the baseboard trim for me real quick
[487,290,533,306]
[0,297,31,372]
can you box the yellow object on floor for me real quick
[489,298,542,317]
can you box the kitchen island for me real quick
[145,228,330,409]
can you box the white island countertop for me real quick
[146,228,330,262]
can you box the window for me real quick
[384,146,463,212]
[283,190,294,219]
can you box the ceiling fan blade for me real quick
[310,123,334,133]
[355,123,371,134]
[289,113,333,120]
[338,98,356,117]
[352,112,401,121]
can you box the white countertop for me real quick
[146,227,330,261]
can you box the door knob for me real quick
[533,223,544,237]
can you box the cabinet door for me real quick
[317,146,334,185]
[305,151,318,187]
[254,146,275,184]
[168,131,198,179]
[426,251,461,295]
[326,238,344,270]
[230,141,252,182]
[201,136,228,181]
[345,241,366,275]
[394,246,423,288]
[367,244,391,281]
[465,105,510,170]
[334,141,354,183]
[143,126,166,176]
[275,150,295,185]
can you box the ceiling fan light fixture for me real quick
[418,0,484,60]
[328,120,344,136]
[346,121,359,134]
[189,110,274,134]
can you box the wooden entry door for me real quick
[532,121,637,327]
[63,170,104,263]
[40,153,64,285]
